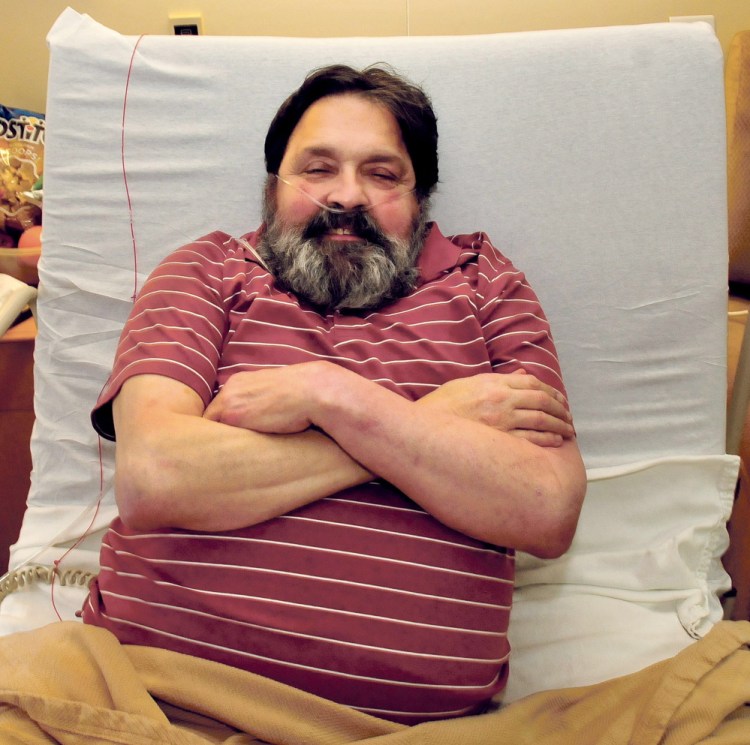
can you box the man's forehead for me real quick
[282,94,412,165]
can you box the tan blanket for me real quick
[1,620,750,744]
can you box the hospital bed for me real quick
[0,8,737,705]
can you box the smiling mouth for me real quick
[303,209,385,246]
[325,228,362,240]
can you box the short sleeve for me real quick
[91,232,236,439]
[474,235,567,398]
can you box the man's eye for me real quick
[303,166,334,176]
[369,171,399,184]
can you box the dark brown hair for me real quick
[264,64,439,199]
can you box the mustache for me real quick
[301,208,389,246]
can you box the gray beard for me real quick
[257,190,430,313]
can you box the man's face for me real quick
[258,93,429,312]
[275,93,420,239]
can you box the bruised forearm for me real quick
[305,363,586,556]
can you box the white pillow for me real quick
[505,454,738,701]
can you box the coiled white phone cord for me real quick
[0,564,96,604]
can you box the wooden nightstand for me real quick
[0,316,36,574]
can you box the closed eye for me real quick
[304,166,334,176]
[299,158,337,178]
[364,166,405,187]
[371,171,398,181]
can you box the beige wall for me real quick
[4,0,750,114]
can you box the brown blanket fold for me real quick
[1,620,750,744]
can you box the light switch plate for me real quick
[169,16,203,35]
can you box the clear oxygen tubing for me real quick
[273,174,416,214]
[1,165,415,607]
[0,178,411,606]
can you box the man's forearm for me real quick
[113,376,372,532]
[307,364,586,556]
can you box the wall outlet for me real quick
[669,15,715,31]
[169,15,203,35]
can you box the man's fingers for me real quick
[513,389,572,424]
[514,409,575,437]
[509,429,565,447]
[506,372,568,405]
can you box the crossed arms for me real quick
[112,362,586,558]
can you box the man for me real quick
[81,64,586,724]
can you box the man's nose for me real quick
[325,170,369,211]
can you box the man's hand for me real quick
[417,371,574,447]
[204,366,316,433]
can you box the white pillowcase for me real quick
[505,454,738,701]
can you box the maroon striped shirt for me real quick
[84,223,565,723]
